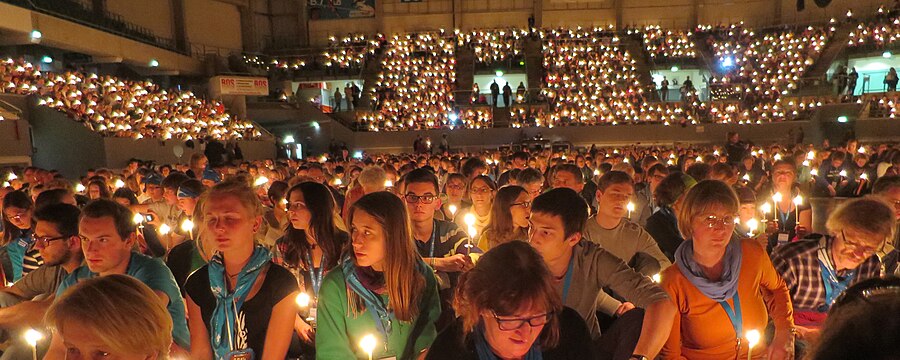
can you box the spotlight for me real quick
[149,59,159,67]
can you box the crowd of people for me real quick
[357,32,461,131]
[457,28,528,65]
[847,4,900,49]
[0,57,261,140]
[0,132,898,359]
[634,26,698,61]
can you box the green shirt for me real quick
[315,266,441,360]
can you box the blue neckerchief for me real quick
[207,246,272,359]
[675,237,743,302]
[7,230,34,281]
[474,322,543,360]
[817,260,855,312]
[341,253,431,344]
[305,251,325,297]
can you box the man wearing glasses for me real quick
[771,197,895,345]
[404,169,479,287]
[0,204,82,359]
[46,199,190,357]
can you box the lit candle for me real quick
[24,328,42,360]
[448,204,457,220]
[384,179,393,188]
[746,218,759,237]
[360,334,378,360]
[6,173,17,181]
[159,223,171,236]
[132,213,144,237]
[296,292,310,308]
[772,192,782,226]
[254,176,269,187]
[742,173,751,182]
[466,225,477,254]
[114,179,125,189]
[651,273,661,283]
[793,195,803,226]
[464,212,476,228]
[334,178,343,186]
[181,219,194,240]
[746,329,761,360]
[627,202,635,219]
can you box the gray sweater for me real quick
[560,240,671,341]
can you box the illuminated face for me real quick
[690,204,737,252]
[470,179,495,208]
[79,216,133,275]
[350,210,386,271]
[481,303,549,359]
[4,206,32,230]
[832,228,884,270]
[60,319,157,360]
[879,187,900,220]
[404,182,441,223]
[552,171,583,193]
[204,195,260,253]
[444,178,466,203]
[34,220,74,267]
[596,183,634,220]
[509,192,532,229]
[177,196,198,216]
[528,211,577,265]
[287,190,310,231]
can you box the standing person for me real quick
[352,83,361,109]
[334,87,343,112]
[660,76,669,101]
[478,185,530,251]
[771,197,893,343]
[502,82,512,108]
[185,180,299,359]
[659,180,794,360]
[424,241,595,360]
[277,181,350,345]
[47,199,191,356]
[725,132,748,166]
[847,67,859,96]
[527,188,675,360]
[1,191,42,283]
[885,67,898,91]
[316,192,441,359]
[345,83,354,111]
[490,80,500,108]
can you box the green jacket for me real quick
[315,265,440,359]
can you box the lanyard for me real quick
[818,260,855,310]
[561,254,575,304]
[719,292,743,341]
[777,208,791,231]
[427,220,437,259]
[305,252,326,297]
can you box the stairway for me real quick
[806,22,855,81]
[455,46,476,105]
[620,36,658,101]
[524,36,545,98]
[358,49,387,111]
[491,106,512,128]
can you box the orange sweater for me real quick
[659,239,794,360]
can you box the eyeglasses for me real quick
[511,201,532,208]
[700,214,739,229]
[887,199,900,211]
[404,194,437,204]
[840,230,884,257]
[4,210,28,221]
[490,310,552,331]
[33,235,69,248]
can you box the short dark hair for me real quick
[655,173,688,207]
[404,168,440,193]
[34,203,81,237]
[686,162,712,181]
[516,168,544,186]
[35,188,73,210]
[597,170,633,191]
[161,172,190,191]
[873,175,900,195]
[553,164,584,184]
[511,151,529,162]
[532,188,588,239]
[461,157,486,179]
[81,199,136,240]
[648,163,670,177]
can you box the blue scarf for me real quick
[341,253,431,347]
[675,237,743,302]
[207,246,272,359]
[474,322,543,360]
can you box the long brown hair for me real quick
[484,185,528,248]
[347,192,425,322]
[282,182,347,272]
[454,241,562,348]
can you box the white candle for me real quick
[626,202,635,219]
[296,292,310,308]
[360,334,378,360]
[181,219,194,240]
[746,329,761,360]
[24,329,42,360]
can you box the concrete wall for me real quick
[0,94,33,165]
[103,138,275,169]
[105,0,176,40]
[29,105,106,178]
[184,0,244,52]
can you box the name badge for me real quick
[308,307,317,319]
[777,232,790,245]
[226,349,254,360]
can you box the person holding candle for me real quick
[659,180,794,360]
[277,181,349,346]
[423,241,595,360]
[45,274,173,360]
[184,179,300,359]
[440,173,470,222]
[762,160,812,252]
[770,197,893,348]
[455,175,496,236]
[1,191,42,284]
[315,191,441,359]
[478,185,531,251]
[814,151,848,197]
[166,180,211,290]
[583,171,671,278]
[87,180,110,200]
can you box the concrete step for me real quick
[806,22,856,80]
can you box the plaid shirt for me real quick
[771,238,881,311]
